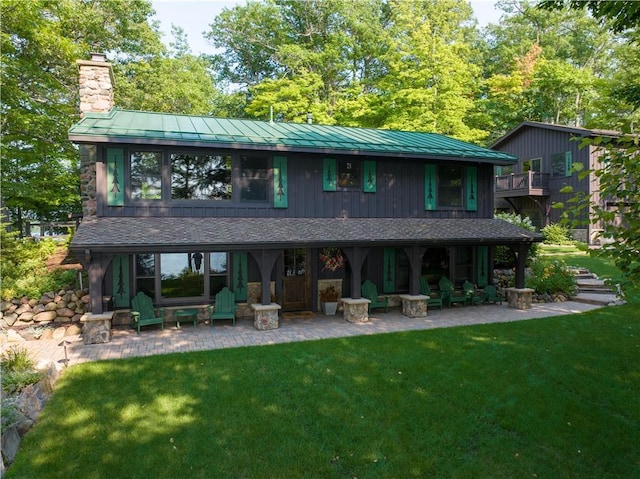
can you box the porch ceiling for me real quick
[70,217,542,254]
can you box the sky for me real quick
[151,0,503,55]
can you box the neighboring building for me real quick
[491,121,620,245]
[69,55,540,319]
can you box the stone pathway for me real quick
[3,301,604,368]
[571,267,623,306]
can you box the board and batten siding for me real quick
[98,146,496,220]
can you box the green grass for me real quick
[6,305,640,478]
[539,244,621,280]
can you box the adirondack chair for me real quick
[483,285,503,305]
[463,281,485,305]
[361,280,389,313]
[130,292,164,334]
[438,277,467,307]
[419,276,443,310]
[209,287,236,326]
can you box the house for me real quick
[491,121,619,245]
[69,54,541,328]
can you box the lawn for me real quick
[6,304,640,479]
[539,244,621,280]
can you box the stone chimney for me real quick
[77,53,115,117]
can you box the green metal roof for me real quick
[69,108,517,163]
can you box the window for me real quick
[209,252,228,296]
[438,166,463,207]
[552,151,572,177]
[161,253,204,298]
[337,160,360,188]
[135,254,155,297]
[131,152,162,199]
[240,156,268,202]
[171,154,232,200]
[523,158,541,173]
[496,165,514,176]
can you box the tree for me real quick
[557,136,640,297]
[1,0,163,233]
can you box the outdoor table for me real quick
[175,308,198,329]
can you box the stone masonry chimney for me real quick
[77,53,115,117]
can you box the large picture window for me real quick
[438,166,463,207]
[240,156,269,202]
[337,160,360,188]
[171,154,232,200]
[160,253,205,298]
[131,152,162,200]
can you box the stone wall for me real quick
[0,288,90,341]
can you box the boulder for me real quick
[33,310,57,323]
[15,304,32,315]
[52,327,66,339]
[7,329,25,342]
[44,302,58,312]
[40,328,54,340]
[4,313,19,327]
[56,307,75,318]
[65,324,82,336]
[17,312,35,322]
[1,300,12,312]
[32,304,46,314]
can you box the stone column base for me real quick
[341,298,370,323]
[251,303,281,330]
[399,294,428,318]
[505,288,535,309]
[80,312,113,344]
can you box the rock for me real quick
[65,324,82,336]
[7,329,25,342]
[15,304,32,315]
[28,299,39,308]
[5,304,17,314]
[4,313,19,326]
[56,307,75,318]
[1,300,12,312]
[40,328,54,340]
[32,304,46,314]
[17,312,35,322]
[33,310,57,323]
[81,294,91,304]
[54,316,71,323]
[55,301,67,310]
[52,327,66,339]
[44,302,58,312]
[1,424,21,466]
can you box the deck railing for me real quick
[495,171,550,194]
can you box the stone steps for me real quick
[570,268,622,306]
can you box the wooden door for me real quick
[282,249,310,310]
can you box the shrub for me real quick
[542,223,573,245]
[1,346,42,394]
[526,257,577,296]
[494,212,539,267]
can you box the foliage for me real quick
[1,222,78,300]
[541,223,573,245]
[6,308,640,478]
[0,346,42,395]
[493,211,539,266]
[556,135,640,298]
[319,284,339,302]
[526,257,577,296]
[319,247,344,272]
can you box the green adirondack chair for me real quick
[130,292,164,334]
[209,287,236,326]
[361,280,389,313]
[419,276,443,310]
[438,277,467,307]
[463,280,485,305]
[483,285,503,305]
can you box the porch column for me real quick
[507,242,534,310]
[404,246,427,295]
[87,251,103,314]
[514,243,530,289]
[341,247,368,299]
[250,250,282,305]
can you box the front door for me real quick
[283,249,310,310]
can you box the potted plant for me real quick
[319,284,339,315]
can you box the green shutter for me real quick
[323,158,337,191]
[565,151,573,177]
[363,160,376,193]
[477,246,488,287]
[232,252,248,301]
[383,248,396,293]
[466,166,478,212]
[273,156,288,208]
[107,148,124,206]
[424,164,437,210]
[112,254,130,307]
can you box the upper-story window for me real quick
[337,160,360,188]
[171,154,232,200]
[131,151,162,200]
[240,156,269,202]
[438,165,463,208]
[552,151,572,177]
[523,157,541,173]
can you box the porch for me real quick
[495,171,550,198]
[14,300,602,366]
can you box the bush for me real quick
[526,257,577,296]
[542,223,573,245]
[494,212,539,267]
[1,346,42,395]
[1,221,78,300]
